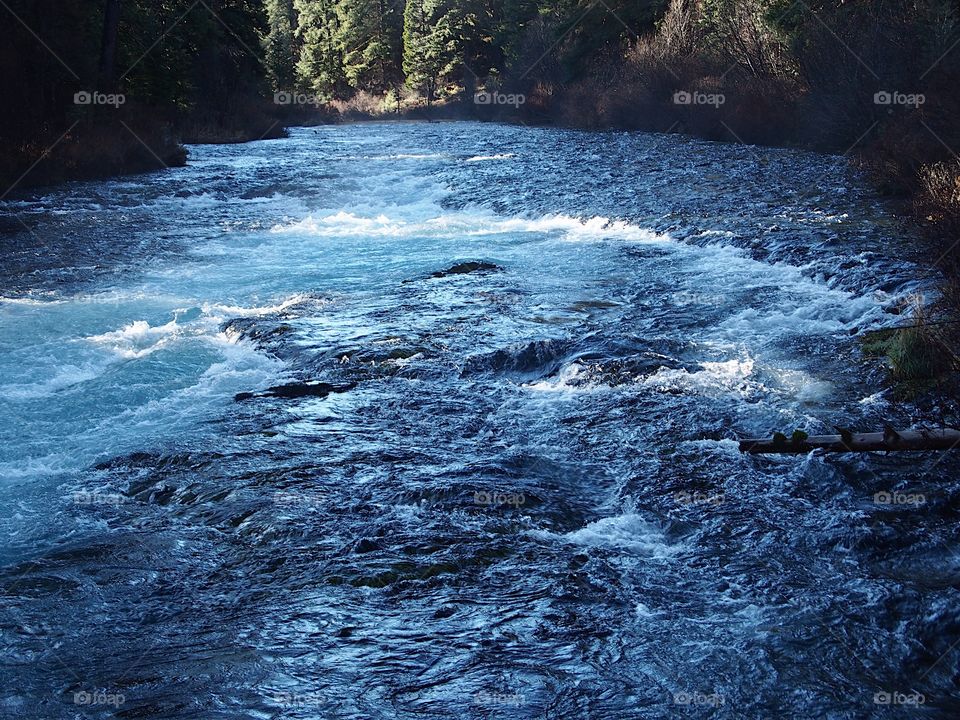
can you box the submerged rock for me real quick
[222,319,296,344]
[461,338,572,379]
[354,538,380,553]
[430,261,502,278]
[235,381,355,402]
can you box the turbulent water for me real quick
[1,122,958,719]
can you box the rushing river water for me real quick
[1,122,958,718]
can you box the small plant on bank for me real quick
[861,296,958,397]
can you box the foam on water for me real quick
[641,357,758,397]
[1,284,291,481]
[0,332,281,480]
[200,293,317,318]
[523,362,599,393]
[87,318,186,358]
[0,296,66,306]
[534,513,681,558]
[271,210,671,244]
[0,178,896,486]
[465,153,516,162]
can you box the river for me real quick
[1,122,957,718]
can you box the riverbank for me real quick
[0,103,290,193]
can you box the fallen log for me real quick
[738,428,960,454]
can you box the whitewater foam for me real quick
[641,358,757,397]
[533,513,680,558]
[524,362,608,394]
[272,210,671,244]
[87,318,185,359]
[465,153,516,162]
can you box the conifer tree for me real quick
[337,0,404,93]
[402,0,459,106]
[264,0,299,89]
[295,0,348,98]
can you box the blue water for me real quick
[0,122,957,718]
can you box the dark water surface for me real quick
[1,122,958,718]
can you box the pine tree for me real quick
[402,0,459,106]
[264,0,299,89]
[497,0,539,66]
[337,0,404,94]
[295,0,348,98]
[455,0,508,95]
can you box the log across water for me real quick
[739,428,960,454]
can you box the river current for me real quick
[1,122,958,718]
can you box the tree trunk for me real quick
[98,0,122,92]
[739,428,960,454]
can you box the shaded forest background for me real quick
[2,0,960,245]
